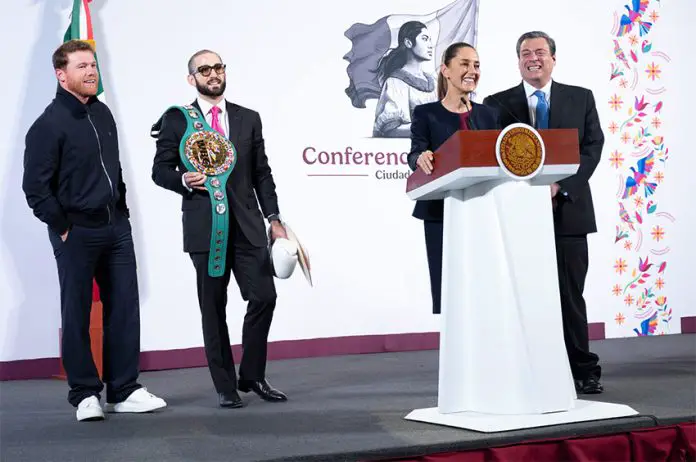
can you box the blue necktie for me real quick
[534,90,549,129]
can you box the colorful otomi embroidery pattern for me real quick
[609,0,673,336]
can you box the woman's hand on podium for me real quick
[417,150,434,175]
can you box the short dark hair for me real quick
[188,49,222,75]
[52,40,95,70]
[516,31,556,58]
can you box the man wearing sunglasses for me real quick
[151,49,288,408]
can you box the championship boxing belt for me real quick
[167,105,237,277]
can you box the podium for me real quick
[404,124,637,432]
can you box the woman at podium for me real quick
[406,42,501,314]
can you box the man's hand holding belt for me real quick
[183,172,207,191]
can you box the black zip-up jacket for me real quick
[22,86,129,235]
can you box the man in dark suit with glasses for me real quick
[151,49,288,408]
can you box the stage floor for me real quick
[1,334,694,462]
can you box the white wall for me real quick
[1,0,692,362]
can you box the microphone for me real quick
[460,95,471,111]
[459,96,475,130]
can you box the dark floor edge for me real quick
[0,332,440,380]
[266,415,695,462]
[656,415,696,426]
[682,316,696,334]
[0,357,59,381]
[588,322,605,341]
[1,324,678,381]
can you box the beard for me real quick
[196,78,226,97]
[67,75,98,98]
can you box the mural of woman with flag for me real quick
[372,21,438,138]
[343,0,480,138]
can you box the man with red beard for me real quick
[22,40,166,421]
[151,49,288,408]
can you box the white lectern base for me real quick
[405,400,638,433]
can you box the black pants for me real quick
[555,235,601,380]
[48,213,141,407]
[424,220,444,314]
[189,221,277,394]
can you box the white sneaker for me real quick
[104,388,167,413]
[76,396,105,422]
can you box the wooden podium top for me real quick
[406,128,579,194]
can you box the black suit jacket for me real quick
[151,100,280,251]
[407,101,501,221]
[482,82,604,235]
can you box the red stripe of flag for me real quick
[83,0,94,40]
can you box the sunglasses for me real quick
[193,63,226,77]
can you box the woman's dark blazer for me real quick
[406,101,502,221]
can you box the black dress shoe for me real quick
[238,379,288,402]
[218,391,244,408]
[580,377,604,394]
[574,380,583,393]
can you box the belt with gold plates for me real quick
[168,104,237,277]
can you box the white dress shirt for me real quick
[196,97,229,136]
[523,79,552,127]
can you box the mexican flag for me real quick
[64,0,105,101]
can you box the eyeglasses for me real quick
[192,63,226,77]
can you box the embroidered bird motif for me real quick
[619,203,635,231]
[623,152,657,199]
[613,40,630,69]
[633,311,658,336]
[646,201,657,214]
[615,226,630,243]
[617,0,653,37]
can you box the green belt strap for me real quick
[166,105,237,277]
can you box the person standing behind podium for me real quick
[482,31,604,394]
[407,42,500,314]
